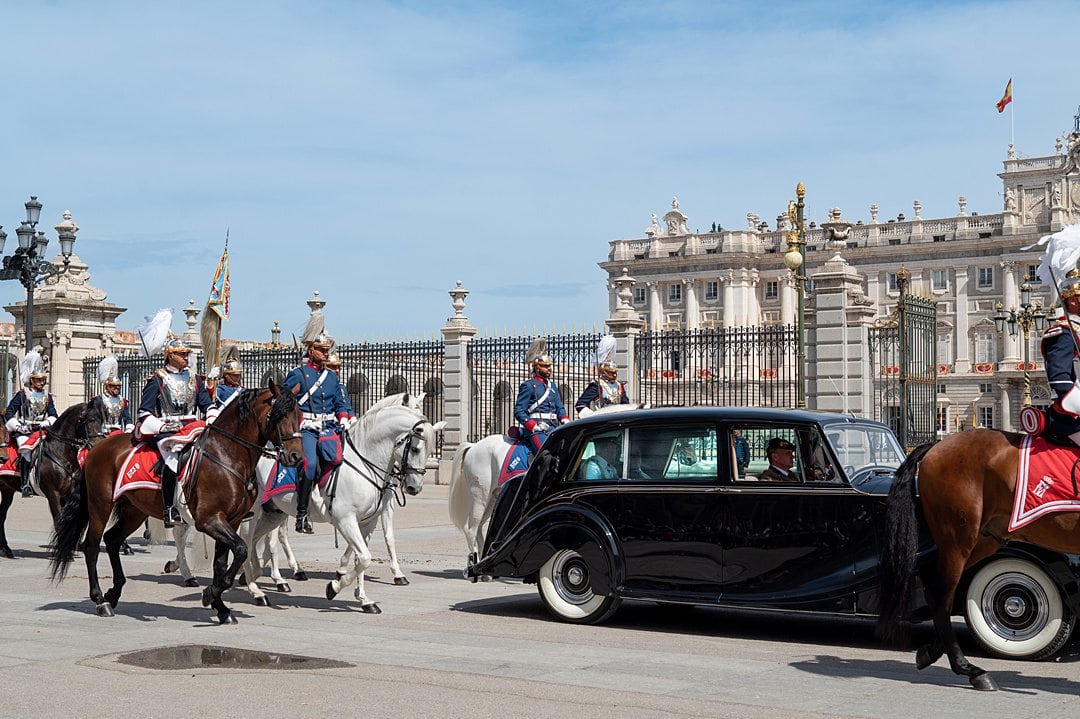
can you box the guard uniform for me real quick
[5,382,58,497]
[1042,313,1080,440]
[90,393,132,433]
[575,378,628,416]
[514,375,568,453]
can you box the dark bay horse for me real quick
[49,383,303,625]
[0,402,106,559]
[878,428,1080,691]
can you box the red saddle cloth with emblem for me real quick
[113,423,205,500]
[0,431,44,478]
[1010,435,1080,531]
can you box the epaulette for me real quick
[1044,325,1065,338]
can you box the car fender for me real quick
[955,544,1080,616]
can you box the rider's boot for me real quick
[18,459,34,498]
[295,478,314,534]
[160,467,182,528]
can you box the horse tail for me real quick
[876,441,937,644]
[447,441,474,532]
[49,466,89,582]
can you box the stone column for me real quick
[954,267,971,374]
[722,272,735,328]
[807,253,877,418]
[684,278,700,330]
[998,382,1013,431]
[780,273,795,326]
[747,270,761,326]
[45,328,73,407]
[439,281,478,485]
[1001,261,1019,363]
[607,268,645,400]
[647,282,663,331]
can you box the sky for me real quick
[1,0,1077,344]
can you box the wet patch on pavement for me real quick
[116,645,353,670]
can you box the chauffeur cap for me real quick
[766,437,795,453]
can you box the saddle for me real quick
[113,441,199,500]
[498,428,531,486]
[1019,406,1078,447]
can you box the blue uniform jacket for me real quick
[4,390,58,422]
[514,376,568,431]
[90,395,132,429]
[213,383,243,407]
[574,380,628,412]
[137,372,213,419]
[284,362,350,420]
[1042,319,1080,417]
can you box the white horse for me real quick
[242,399,445,611]
[448,402,643,566]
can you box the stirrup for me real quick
[295,514,314,534]
[20,484,34,498]
[163,506,182,528]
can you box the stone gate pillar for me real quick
[439,281,477,485]
[606,268,645,400]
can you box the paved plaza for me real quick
[2,486,1080,718]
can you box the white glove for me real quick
[1062,384,1080,415]
[138,414,165,437]
[42,416,56,428]
[561,417,571,425]
[5,416,21,433]
[343,416,358,431]
[123,424,135,433]
[576,407,593,419]
[161,420,183,433]
[205,407,221,424]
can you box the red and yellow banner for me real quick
[996,79,1012,113]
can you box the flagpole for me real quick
[1010,86,1015,151]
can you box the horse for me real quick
[448,402,644,566]
[0,402,110,559]
[242,398,444,611]
[48,383,303,625]
[877,428,1080,691]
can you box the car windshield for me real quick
[825,424,904,476]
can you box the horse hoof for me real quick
[183,577,199,588]
[217,611,238,625]
[335,571,345,581]
[393,576,410,586]
[360,603,382,614]
[121,544,134,556]
[163,560,178,574]
[0,546,13,559]
[915,645,938,671]
[479,574,493,583]
[276,583,291,593]
[104,591,120,609]
[95,603,114,618]
[293,570,308,581]
[971,673,999,692]
[325,581,339,601]
[201,587,213,608]
[255,596,271,607]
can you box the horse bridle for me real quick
[340,419,429,505]
[37,415,108,476]
[199,393,303,483]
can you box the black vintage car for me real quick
[468,407,1080,660]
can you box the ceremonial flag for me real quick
[207,243,231,321]
[996,79,1013,113]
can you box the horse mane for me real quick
[51,401,98,439]
[231,385,298,428]
[358,397,424,437]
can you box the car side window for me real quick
[628,426,717,482]
[574,430,624,481]
[731,426,801,483]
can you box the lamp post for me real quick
[783,182,808,408]
[994,280,1047,406]
[895,265,912,447]
[0,197,78,350]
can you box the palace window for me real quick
[937,333,951,364]
[977,406,995,429]
[704,281,718,301]
[1027,265,1040,283]
[932,270,948,291]
[936,407,949,432]
[977,267,994,289]
[668,283,682,304]
[938,383,947,394]
[887,273,899,292]
[974,333,997,364]
[633,287,646,306]
[764,281,779,300]
[979,382,993,394]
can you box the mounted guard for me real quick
[5,349,58,497]
[575,334,628,418]
[134,309,213,528]
[514,338,568,454]
[90,355,133,434]
[1041,269,1080,446]
[206,346,244,423]
[284,309,355,534]
[325,351,358,419]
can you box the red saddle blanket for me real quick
[0,431,44,478]
[1010,435,1080,531]
[113,424,204,500]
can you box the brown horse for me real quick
[878,428,1080,691]
[49,383,303,625]
[0,402,107,558]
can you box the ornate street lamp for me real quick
[0,197,79,350]
[783,182,808,408]
[994,279,1047,406]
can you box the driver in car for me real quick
[759,437,796,482]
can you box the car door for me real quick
[717,423,878,613]
[616,422,726,601]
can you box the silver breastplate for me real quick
[22,390,48,421]
[590,380,620,410]
[160,371,195,415]
[102,395,124,424]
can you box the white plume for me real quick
[1025,224,1080,288]
[135,308,173,357]
[19,350,44,386]
[97,355,119,383]
[593,334,617,366]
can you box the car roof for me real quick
[567,406,890,430]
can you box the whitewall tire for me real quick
[537,548,621,624]
[964,558,1075,660]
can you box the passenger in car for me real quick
[581,436,621,480]
[627,445,655,479]
[758,437,796,482]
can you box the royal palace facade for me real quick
[600,128,1080,437]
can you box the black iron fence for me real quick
[635,326,798,408]
[467,332,602,441]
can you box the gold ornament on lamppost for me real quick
[784,182,807,408]
[994,278,1048,406]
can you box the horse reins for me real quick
[338,420,428,508]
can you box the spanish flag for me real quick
[996,79,1013,113]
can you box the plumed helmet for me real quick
[135,308,174,357]
[1061,269,1080,301]
[20,349,47,385]
[525,338,552,369]
[594,334,618,377]
[163,336,192,355]
[220,345,242,375]
[300,308,335,350]
[98,355,121,386]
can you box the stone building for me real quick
[600,127,1080,436]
